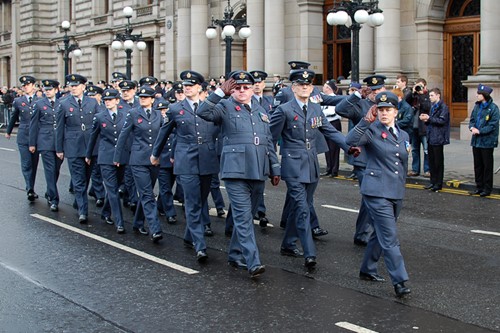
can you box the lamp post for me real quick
[111,6,147,80]
[60,20,82,78]
[327,0,384,83]
[205,0,251,76]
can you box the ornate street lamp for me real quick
[327,0,384,83]
[111,6,147,80]
[206,0,251,76]
[60,20,82,78]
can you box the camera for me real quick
[415,85,422,92]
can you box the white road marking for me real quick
[335,322,378,333]
[322,205,359,213]
[471,230,500,237]
[31,214,199,275]
[0,147,16,152]
[0,260,44,288]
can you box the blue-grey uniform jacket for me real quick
[346,119,410,200]
[270,99,349,183]
[7,94,40,145]
[252,95,273,115]
[29,97,59,151]
[469,99,499,148]
[114,107,162,165]
[55,96,99,158]
[197,93,280,180]
[86,109,129,165]
[152,99,219,176]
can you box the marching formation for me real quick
[5,59,499,297]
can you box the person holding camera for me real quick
[408,78,431,177]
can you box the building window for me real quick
[448,0,480,18]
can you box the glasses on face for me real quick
[234,85,252,91]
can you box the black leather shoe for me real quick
[116,226,125,234]
[394,282,411,297]
[50,204,59,212]
[431,186,442,192]
[228,259,247,269]
[424,183,434,190]
[468,189,481,195]
[158,210,166,217]
[320,172,331,177]
[217,208,226,217]
[279,220,287,229]
[204,224,214,237]
[118,188,125,198]
[183,239,194,249]
[480,191,491,197]
[259,216,269,228]
[102,216,114,225]
[133,226,148,235]
[347,172,358,180]
[167,216,177,224]
[129,203,137,213]
[304,257,317,268]
[33,193,39,199]
[151,232,163,243]
[331,172,338,178]
[27,190,36,202]
[280,247,304,257]
[196,250,208,262]
[354,239,368,246]
[312,227,328,238]
[78,214,88,224]
[96,198,104,207]
[359,271,386,282]
[249,265,265,278]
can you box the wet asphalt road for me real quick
[0,138,499,333]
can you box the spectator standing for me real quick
[408,78,431,177]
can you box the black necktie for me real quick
[112,113,116,122]
[146,109,151,119]
[259,97,263,106]
[78,99,82,110]
[129,102,133,107]
[389,127,398,139]
[302,105,307,117]
[28,96,32,105]
[193,102,198,112]
[50,100,54,109]
[244,104,251,112]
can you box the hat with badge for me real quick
[87,85,104,96]
[200,81,209,92]
[363,75,386,90]
[66,74,87,86]
[102,89,120,100]
[173,82,184,93]
[157,101,169,109]
[349,82,362,90]
[477,84,493,95]
[41,79,60,89]
[250,70,268,83]
[375,91,398,108]
[288,61,311,70]
[137,86,156,97]
[111,72,127,82]
[230,71,255,85]
[289,69,315,84]
[180,70,205,86]
[119,80,137,91]
[139,76,158,86]
[19,75,37,86]
[325,79,337,92]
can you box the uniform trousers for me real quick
[324,119,342,175]
[280,188,320,229]
[123,165,138,206]
[130,165,162,234]
[361,195,409,285]
[472,147,494,194]
[100,164,125,227]
[353,166,373,243]
[67,157,92,216]
[18,143,39,191]
[178,174,212,252]
[157,167,177,218]
[89,159,106,199]
[428,144,444,188]
[39,150,62,204]
[225,179,264,271]
[282,181,317,259]
[210,173,225,210]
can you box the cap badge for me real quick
[89,87,94,91]
[114,73,118,77]
[105,92,110,96]
[146,78,150,82]
[291,63,296,68]
[380,94,387,102]
[239,72,246,79]
[45,81,49,85]
[159,103,163,107]
[71,75,76,80]
[22,77,26,82]
[186,72,192,78]
[255,72,260,77]
[124,82,128,86]
[302,71,309,78]
[141,89,146,93]
[372,77,378,84]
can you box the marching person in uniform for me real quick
[114,86,163,242]
[56,74,99,223]
[6,75,40,201]
[345,91,412,298]
[151,70,219,262]
[468,84,500,197]
[197,70,281,278]
[86,89,128,233]
[270,69,357,268]
[29,79,62,211]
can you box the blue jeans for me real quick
[410,129,429,174]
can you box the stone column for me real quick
[177,0,191,72]
[246,0,264,71]
[297,0,324,78]
[358,24,374,80]
[91,47,98,82]
[374,0,400,78]
[164,2,176,80]
[154,37,161,78]
[107,46,114,82]
[264,0,285,76]
[191,0,209,77]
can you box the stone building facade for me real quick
[0,0,499,139]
